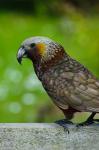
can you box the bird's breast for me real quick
[41,68,74,109]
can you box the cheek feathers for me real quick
[36,43,46,57]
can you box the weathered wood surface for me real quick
[0,123,99,150]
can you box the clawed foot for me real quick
[76,119,99,127]
[76,119,94,127]
[76,112,98,127]
[55,119,73,133]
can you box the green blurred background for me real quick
[0,0,99,123]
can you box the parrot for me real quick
[17,36,99,127]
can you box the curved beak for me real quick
[17,47,27,64]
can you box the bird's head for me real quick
[17,36,66,70]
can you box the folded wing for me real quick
[66,70,99,112]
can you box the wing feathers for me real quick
[66,71,99,112]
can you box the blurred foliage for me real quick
[0,0,99,16]
[0,0,99,123]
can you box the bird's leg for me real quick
[77,112,96,127]
[55,107,76,133]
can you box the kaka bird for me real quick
[17,36,99,126]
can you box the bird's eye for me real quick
[30,43,36,48]
[21,45,24,49]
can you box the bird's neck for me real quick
[32,50,69,80]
